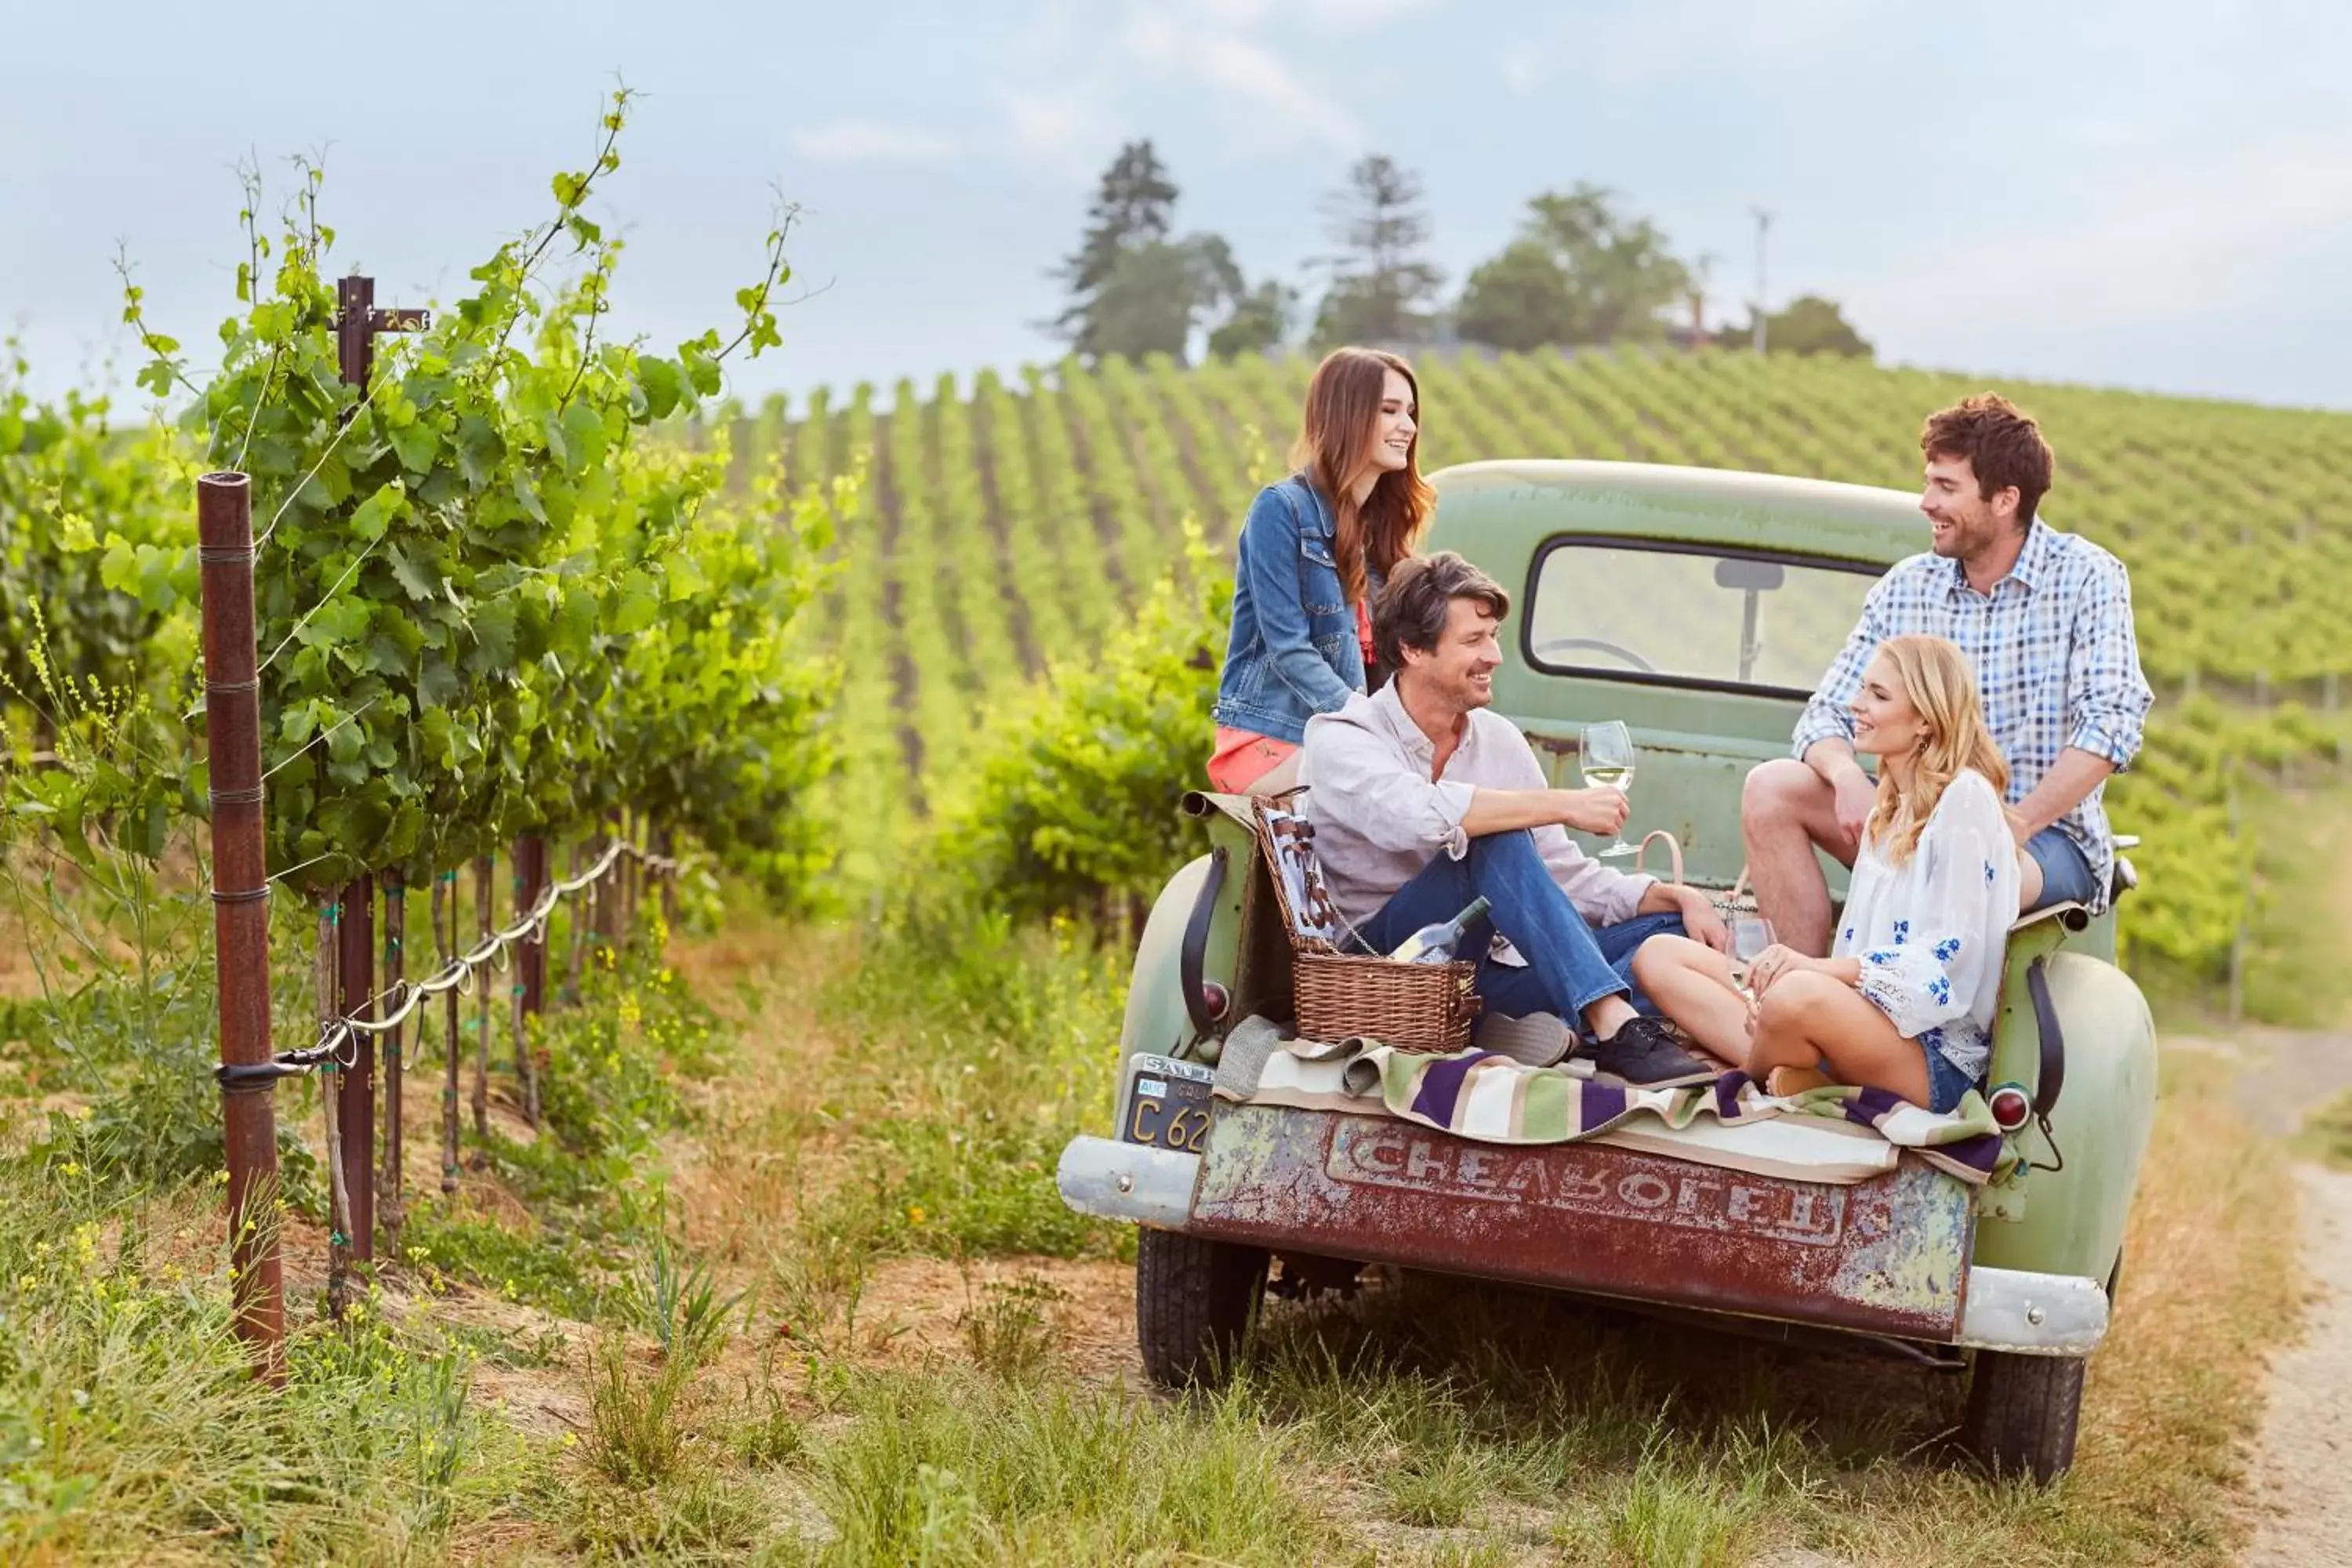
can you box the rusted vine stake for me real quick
[198,470,284,1379]
[336,874,375,1265]
[472,855,492,1136]
[318,896,352,1319]
[564,839,586,1005]
[377,871,406,1240]
[512,836,546,1125]
[437,871,460,1195]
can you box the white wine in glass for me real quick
[1581,720,1639,858]
[1730,915,1777,990]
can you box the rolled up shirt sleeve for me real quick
[1306,717,1479,858]
[1493,724,1653,926]
[2064,557,2153,771]
[1792,579,1889,760]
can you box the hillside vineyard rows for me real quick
[728,347,2352,975]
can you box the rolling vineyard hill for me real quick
[730,347,2352,978]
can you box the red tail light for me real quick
[1987,1082,2032,1131]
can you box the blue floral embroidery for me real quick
[1842,926,1855,943]
[1928,977,1951,1006]
[1893,920,1911,946]
[1984,861,1997,885]
[1921,1025,1946,1054]
[1866,949,1896,966]
[1933,937,1962,964]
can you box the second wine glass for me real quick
[1581,720,1639,859]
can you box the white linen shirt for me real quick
[1833,768,2022,1080]
[1298,683,1653,947]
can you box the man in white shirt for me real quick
[1301,552,1731,1087]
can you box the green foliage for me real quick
[1208,278,1299,359]
[1751,292,1875,358]
[1457,183,1693,350]
[0,348,196,721]
[98,88,832,900]
[935,532,1227,921]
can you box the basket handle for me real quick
[1632,829,1684,887]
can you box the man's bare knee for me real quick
[1742,758,1824,835]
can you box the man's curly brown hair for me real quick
[1920,393,2055,527]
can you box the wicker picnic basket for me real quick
[1250,798,1481,1054]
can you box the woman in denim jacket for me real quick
[1208,347,1435,794]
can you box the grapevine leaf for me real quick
[612,570,659,633]
[387,419,440,474]
[387,543,441,601]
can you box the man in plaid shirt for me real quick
[1743,394,2154,957]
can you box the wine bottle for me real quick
[1386,895,1491,964]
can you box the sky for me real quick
[5,0,2348,412]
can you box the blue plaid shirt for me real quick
[1792,519,2153,912]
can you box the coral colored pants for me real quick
[1206,728,1301,795]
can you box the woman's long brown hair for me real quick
[1288,347,1436,605]
[1864,633,2016,867]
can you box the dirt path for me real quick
[2172,1026,2352,1566]
[2242,1162,2352,1567]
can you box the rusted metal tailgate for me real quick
[1185,1103,1973,1341]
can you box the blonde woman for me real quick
[1633,635,2022,1111]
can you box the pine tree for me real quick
[1048,141,1181,358]
[1310,154,1444,350]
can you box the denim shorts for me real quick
[2024,826,2099,911]
[1920,1041,1976,1115]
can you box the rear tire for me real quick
[1135,1227,1269,1390]
[1962,1349,2085,1483]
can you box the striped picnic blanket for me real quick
[1213,1019,2012,1186]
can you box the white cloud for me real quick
[1839,148,2352,332]
[1583,0,1878,87]
[1500,53,1541,93]
[786,119,960,164]
[1121,9,1363,153]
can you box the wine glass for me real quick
[1730,915,1777,990]
[1580,720,1639,859]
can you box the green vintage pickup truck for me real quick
[1056,459,2158,1483]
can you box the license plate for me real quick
[1122,1054,1215,1153]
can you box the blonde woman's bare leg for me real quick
[1747,969,1932,1105]
[1630,935,1750,1065]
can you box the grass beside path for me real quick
[0,895,2307,1565]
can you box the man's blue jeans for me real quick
[1352,829,1685,1024]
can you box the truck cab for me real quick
[1057,459,2158,1483]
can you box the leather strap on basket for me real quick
[1631,829,1684,886]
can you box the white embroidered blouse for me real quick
[1832,768,2021,1080]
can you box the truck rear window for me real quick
[1524,539,1886,697]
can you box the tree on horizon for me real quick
[1309,154,1445,350]
[1455,183,1691,351]
[1046,140,1265,364]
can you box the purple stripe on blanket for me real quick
[1578,1080,1628,1131]
[1408,1052,1498,1127]
[1937,1133,2002,1175]
[1841,1086,1907,1129]
[1714,1072,1751,1121]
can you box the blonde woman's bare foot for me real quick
[1766,1065,1834,1097]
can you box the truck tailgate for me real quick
[1184,1103,1974,1342]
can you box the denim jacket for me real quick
[1211,475,1379,746]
